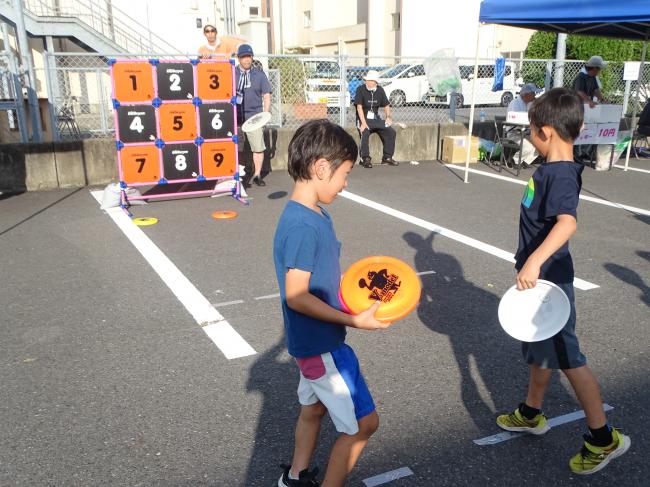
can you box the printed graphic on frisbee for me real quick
[339,256,421,322]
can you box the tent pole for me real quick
[464,23,481,184]
[623,37,648,171]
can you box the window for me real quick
[459,66,473,79]
[401,65,424,78]
[304,10,311,28]
[391,13,400,31]
[478,65,495,78]
[249,6,259,16]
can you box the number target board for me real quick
[120,145,161,184]
[162,143,199,180]
[199,103,235,139]
[156,63,194,100]
[201,141,237,178]
[116,105,157,143]
[110,58,238,187]
[197,62,234,100]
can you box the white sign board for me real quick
[623,62,641,81]
[506,111,529,125]
[583,104,623,124]
[575,122,618,145]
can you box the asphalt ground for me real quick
[1,157,649,486]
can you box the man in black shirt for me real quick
[573,56,607,164]
[354,70,398,168]
[573,56,606,108]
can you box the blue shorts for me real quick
[522,281,587,369]
[295,343,376,435]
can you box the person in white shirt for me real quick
[507,83,539,166]
[508,83,537,113]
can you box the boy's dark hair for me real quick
[288,119,358,181]
[528,87,584,142]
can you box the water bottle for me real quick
[479,110,486,122]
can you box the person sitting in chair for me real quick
[354,70,398,168]
[507,83,539,167]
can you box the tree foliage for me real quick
[524,31,557,59]
[523,32,647,101]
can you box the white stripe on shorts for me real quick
[296,352,359,435]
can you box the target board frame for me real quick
[110,57,242,202]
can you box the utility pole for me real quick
[554,33,567,88]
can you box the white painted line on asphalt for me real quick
[445,164,650,217]
[340,190,598,291]
[362,467,414,487]
[473,404,614,446]
[212,300,245,307]
[416,270,436,276]
[255,293,281,300]
[613,164,650,174]
[90,191,255,360]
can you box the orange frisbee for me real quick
[211,210,238,219]
[339,256,421,322]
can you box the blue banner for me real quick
[492,57,505,92]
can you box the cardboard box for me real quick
[442,135,479,163]
[583,104,623,124]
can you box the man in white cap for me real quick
[507,83,539,166]
[573,56,607,164]
[354,70,398,168]
[574,55,607,108]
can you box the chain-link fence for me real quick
[33,52,650,141]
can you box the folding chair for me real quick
[631,124,650,157]
[493,116,523,173]
[56,99,81,139]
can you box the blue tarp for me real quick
[479,0,650,40]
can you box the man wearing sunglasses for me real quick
[198,25,240,58]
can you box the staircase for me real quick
[0,0,180,54]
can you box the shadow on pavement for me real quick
[0,188,82,237]
[403,231,574,431]
[604,251,650,308]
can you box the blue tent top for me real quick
[479,0,650,40]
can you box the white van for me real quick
[427,62,521,107]
[378,63,429,107]
[301,59,350,108]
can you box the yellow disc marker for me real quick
[132,217,158,226]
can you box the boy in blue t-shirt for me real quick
[496,88,630,475]
[273,119,391,487]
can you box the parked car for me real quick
[427,62,521,107]
[347,66,388,102]
[377,63,429,107]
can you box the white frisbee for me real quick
[241,111,271,133]
[498,280,571,342]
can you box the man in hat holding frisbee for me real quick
[354,70,398,168]
[236,43,272,187]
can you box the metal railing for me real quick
[15,52,650,142]
[23,0,179,53]
[0,52,29,143]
